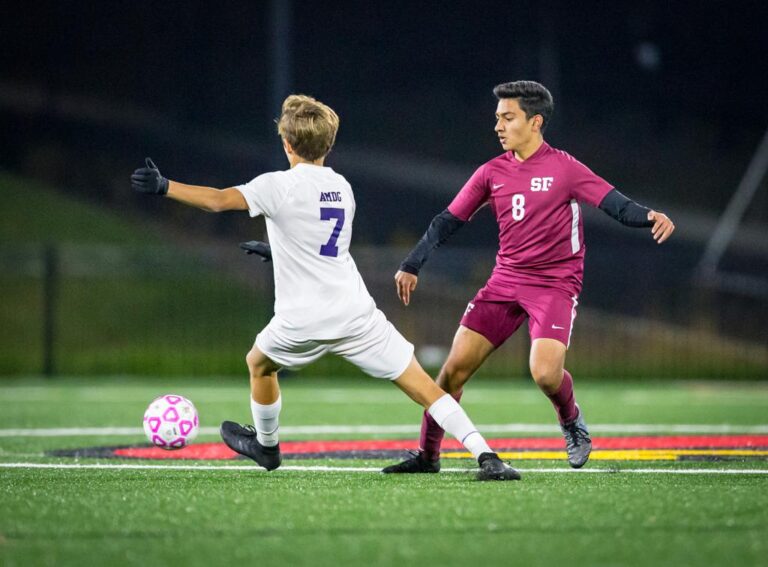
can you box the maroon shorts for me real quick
[459,284,579,348]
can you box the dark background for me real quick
[1,1,766,377]
[3,1,767,220]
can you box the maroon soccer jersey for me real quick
[448,142,613,296]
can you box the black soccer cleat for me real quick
[476,452,521,481]
[220,421,282,471]
[561,407,592,469]
[381,450,441,474]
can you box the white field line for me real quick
[2,388,767,405]
[1,462,767,475]
[1,423,768,437]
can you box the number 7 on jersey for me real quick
[319,207,345,257]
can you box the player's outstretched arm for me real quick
[598,189,675,244]
[131,158,247,213]
[239,240,272,262]
[395,209,466,305]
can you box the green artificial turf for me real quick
[1,377,767,566]
[2,468,766,567]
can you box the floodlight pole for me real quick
[269,0,293,169]
[43,244,58,377]
[696,126,768,279]
[538,13,560,113]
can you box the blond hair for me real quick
[276,95,340,161]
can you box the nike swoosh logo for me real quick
[492,183,505,190]
[551,324,565,330]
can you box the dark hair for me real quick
[493,81,554,131]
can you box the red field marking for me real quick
[112,435,768,460]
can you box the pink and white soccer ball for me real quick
[143,394,199,450]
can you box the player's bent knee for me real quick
[530,363,562,389]
[438,363,472,392]
[245,349,259,371]
[245,348,273,378]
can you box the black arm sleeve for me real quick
[598,189,654,228]
[399,209,466,275]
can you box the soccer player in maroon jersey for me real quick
[382,80,675,473]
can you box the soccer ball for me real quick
[142,394,199,450]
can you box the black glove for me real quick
[239,241,272,262]
[131,157,169,195]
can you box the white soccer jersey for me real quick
[236,163,376,339]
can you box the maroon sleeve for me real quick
[566,157,614,207]
[447,165,491,221]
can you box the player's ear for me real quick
[282,138,293,156]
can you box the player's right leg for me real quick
[384,293,526,474]
[383,326,496,473]
[332,309,518,480]
[392,356,520,481]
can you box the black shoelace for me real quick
[564,424,590,448]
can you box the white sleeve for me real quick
[235,172,288,218]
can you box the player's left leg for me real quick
[529,338,573,418]
[221,326,326,471]
[220,345,284,471]
[246,346,282,445]
[522,288,592,468]
[529,338,591,468]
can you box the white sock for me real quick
[427,394,492,460]
[250,395,281,447]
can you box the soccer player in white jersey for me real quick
[131,94,519,480]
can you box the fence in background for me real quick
[1,243,766,380]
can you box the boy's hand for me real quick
[394,270,418,306]
[647,211,675,244]
[239,241,272,262]
[131,158,169,195]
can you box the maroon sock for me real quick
[547,369,579,424]
[418,390,463,460]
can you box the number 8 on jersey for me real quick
[511,194,525,221]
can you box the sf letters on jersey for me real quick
[530,177,554,192]
[510,177,555,222]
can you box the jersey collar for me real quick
[506,141,550,165]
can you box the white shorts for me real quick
[254,309,414,380]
